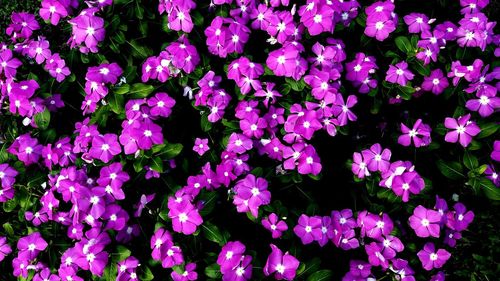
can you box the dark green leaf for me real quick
[202,222,226,246]
[463,151,479,170]
[395,36,412,54]
[129,83,154,98]
[34,109,51,130]
[307,269,332,281]
[436,160,465,180]
[205,263,222,279]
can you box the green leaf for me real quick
[3,223,14,236]
[108,93,124,114]
[477,122,499,139]
[141,266,154,281]
[395,36,412,54]
[412,60,431,76]
[474,178,500,200]
[436,160,465,180]
[150,156,164,173]
[34,109,51,130]
[129,83,154,98]
[115,245,131,261]
[297,257,321,278]
[201,114,213,132]
[397,85,415,100]
[463,151,479,170]
[307,269,332,281]
[3,199,17,213]
[156,143,183,160]
[113,84,130,95]
[202,222,226,246]
[205,263,222,279]
[103,263,117,281]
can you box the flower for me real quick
[217,241,246,273]
[168,200,203,235]
[444,114,481,147]
[0,164,18,188]
[361,143,391,173]
[392,171,425,202]
[421,69,449,95]
[293,214,323,245]
[409,205,442,238]
[40,0,68,25]
[89,134,122,163]
[17,232,48,260]
[417,243,451,270]
[385,62,415,86]
[262,213,288,238]
[0,237,12,262]
[465,86,500,117]
[233,174,271,218]
[171,262,198,281]
[446,203,474,231]
[263,244,300,281]
[403,13,431,34]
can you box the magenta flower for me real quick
[150,228,172,261]
[0,49,22,78]
[168,201,203,235]
[233,174,271,218]
[365,242,389,268]
[262,213,288,238]
[364,10,396,41]
[17,232,48,260]
[444,114,481,147]
[398,119,432,147]
[446,203,474,231]
[0,237,12,262]
[148,92,176,117]
[263,244,300,281]
[465,87,500,117]
[362,213,393,239]
[89,134,122,163]
[171,262,198,281]
[352,152,371,178]
[0,164,18,188]
[40,0,68,25]
[69,9,105,53]
[417,243,451,270]
[293,214,323,245]
[385,62,415,86]
[131,121,163,150]
[403,13,431,34]
[217,241,246,273]
[266,45,300,78]
[168,7,194,33]
[361,143,391,173]
[222,255,253,281]
[392,171,425,202]
[422,69,449,95]
[193,138,209,156]
[409,205,442,238]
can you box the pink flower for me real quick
[444,114,481,147]
[385,62,415,86]
[409,205,442,238]
[263,244,300,281]
[168,201,203,235]
[262,213,288,238]
[193,138,209,156]
[417,243,451,270]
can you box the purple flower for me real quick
[134,193,156,217]
[150,228,172,261]
[266,45,300,78]
[465,86,500,117]
[364,6,396,41]
[89,134,122,163]
[409,205,442,238]
[171,262,198,281]
[86,63,123,84]
[233,174,271,218]
[168,200,203,235]
[362,213,393,239]
[69,9,105,53]
[352,152,371,178]
[403,13,431,34]
[417,243,451,270]
[385,62,415,86]
[0,164,18,188]
[263,244,300,281]
[148,92,176,117]
[444,114,481,147]
[0,237,12,262]
[262,213,288,238]
[217,241,246,273]
[40,0,68,25]
[392,171,425,202]
[398,119,431,147]
[422,69,449,95]
[365,242,389,268]
[361,143,391,173]
[0,49,22,78]
[131,121,163,150]
[446,203,474,231]
[17,232,48,260]
[293,214,323,245]
[222,255,253,281]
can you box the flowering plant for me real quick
[0,0,499,280]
